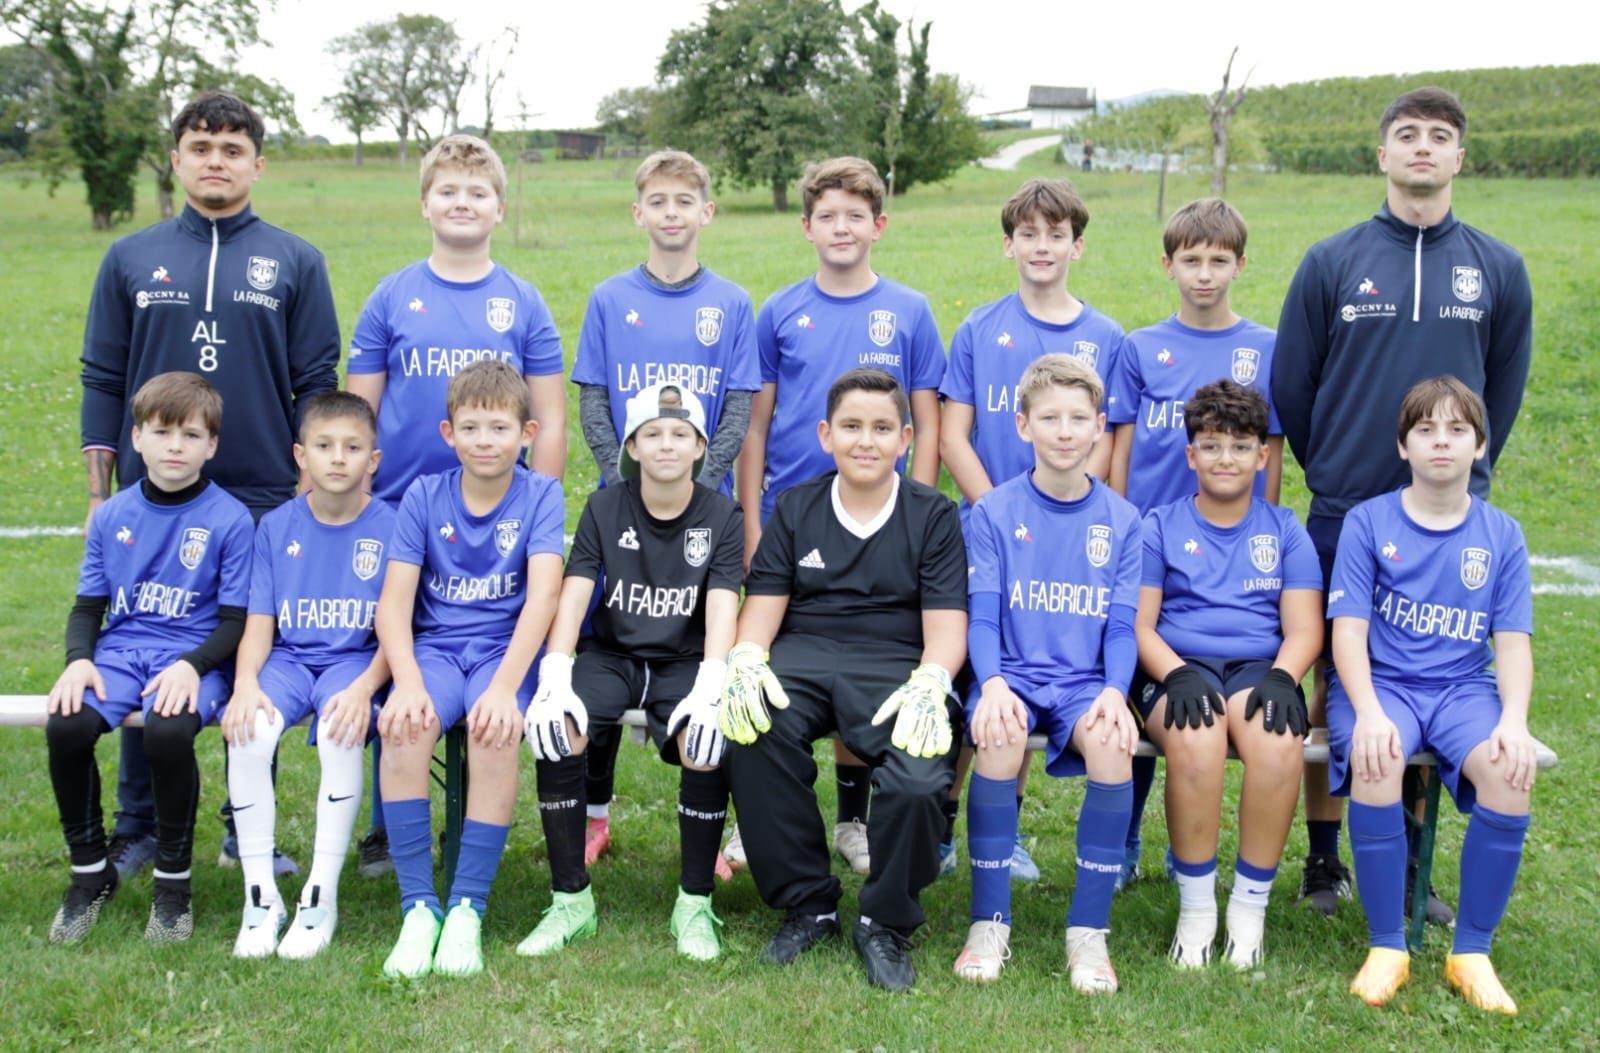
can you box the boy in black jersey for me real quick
[721,368,968,992]
[521,383,744,961]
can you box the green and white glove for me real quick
[871,663,954,758]
[718,642,790,745]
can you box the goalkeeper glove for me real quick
[870,663,955,759]
[1243,667,1307,737]
[718,642,789,745]
[667,658,729,767]
[1162,663,1224,731]
[525,653,588,761]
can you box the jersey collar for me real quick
[1374,200,1459,246]
[178,203,260,242]
[830,474,899,539]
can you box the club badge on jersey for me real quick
[247,256,279,291]
[868,310,897,347]
[684,528,711,568]
[179,527,210,570]
[695,307,723,346]
[1460,547,1491,590]
[1086,524,1112,568]
[487,296,516,333]
[1231,347,1260,384]
[495,519,522,558]
[1250,534,1280,574]
[353,538,384,581]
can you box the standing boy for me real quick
[46,373,253,944]
[373,360,564,979]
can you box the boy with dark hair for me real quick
[47,372,253,945]
[1329,377,1537,1015]
[1133,380,1323,970]
[723,368,967,992]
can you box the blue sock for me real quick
[1068,779,1132,929]
[383,797,439,918]
[967,774,1017,924]
[1126,755,1156,852]
[1308,819,1342,859]
[1348,801,1406,951]
[447,819,511,916]
[1452,804,1529,955]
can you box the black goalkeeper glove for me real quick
[1243,667,1307,737]
[1162,664,1224,731]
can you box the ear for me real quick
[204,432,219,460]
[1376,143,1389,175]
[1069,236,1085,262]
[700,199,716,225]
[522,418,539,446]
[1162,254,1175,279]
[1234,254,1247,277]
[1015,410,1031,443]
[440,419,456,447]
[817,418,833,454]
[292,442,308,473]
[632,201,645,228]
[1474,437,1487,461]
[1003,235,1016,260]
[367,448,383,476]
[896,422,913,456]
[1253,440,1269,471]
[872,213,888,239]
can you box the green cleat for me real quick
[382,901,442,979]
[670,888,723,961]
[432,901,485,977]
[515,886,597,957]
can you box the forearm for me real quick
[1330,618,1381,716]
[65,595,109,664]
[1108,424,1133,496]
[919,608,967,677]
[1265,438,1284,505]
[528,373,569,479]
[1135,625,1184,682]
[909,390,940,486]
[1492,632,1533,728]
[356,646,392,695]
[490,563,562,693]
[375,579,423,691]
[179,605,246,677]
[733,594,788,650]
[703,588,739,661]
[544,576,597,657]
[85,449,115,502]
[1272,590,1325,682]
[231,614,277,685]
[937,405,992,504]
[700,389,752,488]
[579,383,623,485]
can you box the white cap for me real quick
[618,382,709,481]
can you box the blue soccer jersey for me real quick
[939,293,1126,501]
[1142,496,1323,660]
[968,473,1143,688]
[79,482,253,652]
[1108,315,1280,513]
[1326,490,1533,683]
[347,261,564,504]
[249,494,397,665]
[389,466,565,641]
[755,275,945,521]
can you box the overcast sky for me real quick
[229,0,1595,136]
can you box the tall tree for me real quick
[594,86,658,152]
[0,42,55,156]
[330,14,462,164]
[1207,46,1250,197]
[891,24,982,195]
[477,27,518,141]
[323,58,386,166]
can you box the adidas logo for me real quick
[619,527,640,550]
[798,548,826,570]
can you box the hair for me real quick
[1001,178,1090,240]
[1163,197,1249,257]
[132,372,223,435]
[1396,375,1486,447]
[800,156,885,218]
[447,359,530,425]
[825,368,910,423]
[634,150,711,199]
[420,134,508,202]
[1017,353,1104,415]
[1380,86,1467,142]
[299,391,377,441]
[171,91,265,153]
[1184,380,1269,442]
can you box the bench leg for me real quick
[442,727,468,892]
[1406,771,1442,952]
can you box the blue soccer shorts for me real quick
[253,653,382,744]
[414,636,538,731]
[964,676,1103,778]
[84,645,230,727]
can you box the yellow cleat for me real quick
[1349,947,1411,1007]
[1445,953,1518,1016]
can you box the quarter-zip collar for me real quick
[1372,202,1459,322]
[177,204,260,314]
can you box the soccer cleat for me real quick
[357,829,393,879]
[670,889,723,961]
[218,833,300,878]
[232,884,287,959]
[1222,897,1266,970]
[1444,953,1517,1015]
[48,866,119,945]
[1405,859,1456,928]
[936,840,958,879]
[515,886,598,957]
[1010,833,1040,883]
[722,823,748,871]
[145,879,194,944]
[853,919,915,992]
[277,888,337,961]
[1349,947,1411,1007]
[1297,853,1352,916]
[1114,839,1141,893]
[383,902,443,979]
[1066,926,1119,994]
[833,820,871,876]
[432,902,485,977]
[953,916,1011,983]
[763,912,841,965]
[1168,906,1217,969]
[584,817,612,868]
[108,832,158,881]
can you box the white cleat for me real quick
[1066,926,1119,994]
[232,889,287,959]
[278,903,338,960]
[953,916,1011,983]
[833,820,871,876]
[722,822,747,871]
[1222,898,1266,970]
[1169,906,1217,969]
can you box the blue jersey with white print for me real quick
[389,466,565,642]
[1108,315,1279,513]
[1142,497,1322,660]
[571,266,760,495]
[939,293,1125,502]
[79,482,253,652]
[249,494,396,665]
[755,275,945,522]
[347,260,563,504]
[968,473,1142,688]
[1326,489,1532,682]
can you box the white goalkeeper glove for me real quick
[525,653,588,761]
[667,658,728,768]
[718,642,790,745]
[871,663,955,759]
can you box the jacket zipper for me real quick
[206,219,219,313]
[1412,226,1422,323]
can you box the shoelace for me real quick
[867,925,909,963]
[981,914,1012,964]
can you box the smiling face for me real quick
[1378,115,1464,195]
[1005,211,1083,290]
[1185,429,1267,502]
[132,412,218,491]
[171,124,263,218]
[819,389,910,489]
[296,415,379,498]
[802,188,886,272]
[625,417,705,486]
[442,402,536,482]
[1017,383,1103,479]
[1399,398,1486,487]
[422,163,505,249]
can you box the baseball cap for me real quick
[618,382,709,481]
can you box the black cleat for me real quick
[49,866,119,945]
[145,878,194,944]
[1406,859,1457,927]
[853,919,916,992]
[357,829,393,879]
[763,912,841,965]
[1297,853,1352,916]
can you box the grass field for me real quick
[1,146,1597,1050]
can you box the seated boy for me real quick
[46,372,252,944]
[374,359,564,979]
[221,392,395,959]
[520,382,743,960]
[1328,377,1537,1015]
[955,354,1141,991]
[722,368,967,992]
[1132,381,1323,970]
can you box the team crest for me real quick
[1460,546,1491,590]
[867,310,897,348]
[684,528,711,568]
[1231,347,1261,385]
[1085,524,1112,568]
[1452,266,1482,303]
[247,256,279,291]
[178,527,210,570]
[486,297,516,333]
[352,538,384,581]
[1073,341,1100,368]
[694,307,724,347]
[494,519,522,558]
[1249,533,1280,574]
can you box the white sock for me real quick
[1229,868,1274,918]
[228,710,283,906]
[586,803,610,821]
[307,723,365,908]
[1175,864,1217,917]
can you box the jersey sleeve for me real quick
[907,300,946,391]
[389,480,429,565]
[1325,505,1376,621]
[247,522,275,616]
[564,500,603,581]
[1105,337,1142,426]
[965,499,1003,597]
[217,509,255,610]
[286,248,341,413]
[570,291,608,386]
[1279,510,1324,591]
[938,319,976,403]
[75,507,109,598]
[756,300,782,385]
[917,495,969,610]
[1140,509,1167,589]
[80,245,131,452]
[708,502,746,592]
[744,494,796,595]
[519,286,564,378]
[346,281,392,375]
[1111,509,1143,609]
[1271,248,1332,466]
[724,293,762,393]
[523,476,567,558]
[1490,516,1534,636]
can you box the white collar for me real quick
[831,474,899,539]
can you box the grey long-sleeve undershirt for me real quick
[579,383,752,490]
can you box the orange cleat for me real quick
[1349,947,1411,1007]
[583,817,612,867]
[1445,953,1518,1015]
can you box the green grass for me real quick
[1,156,1597,1050]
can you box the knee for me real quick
[467,736,520,776]
[1241,728,1304,783]
[230,712,283,762]
[381,734,434,778]
[1471,755,1532,813]
[876,757,953,803]
[142,710,200,765]
[46,707,106,756]
[1164,730,1226,781]
[973,740,1027,780]
[1083,742,1133,784]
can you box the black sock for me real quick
[585,725,622,808]
[678,767,729,896]
[537,755,590,893]
[143,710,201,874]
[46,707,111,867]
[940,797,960,846]
[836,762,870,825]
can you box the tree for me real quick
[477,27,518,141]
[1207,46,1251,197]
[594,86,658,152]
[323,59,386,166]
[0,43,55,157]
[330,14,463,164]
